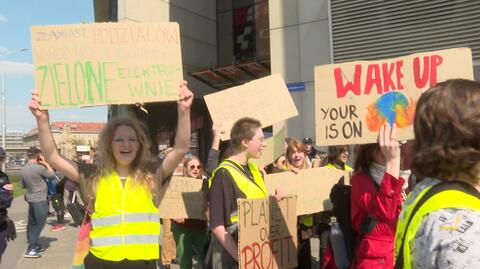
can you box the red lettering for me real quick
[252,242,261,268]
[241,236,295,268]
[396,60,404,90]
[381,62,396,92]
[413,56,430,88]
[365,64,382,95]
[261,241,273,269]
[241,245,255,268]
[430,55,443,87]
[334,65,362,98]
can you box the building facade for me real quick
[0,131,29,158]
[93,0,480,151]
[23,121,105,159]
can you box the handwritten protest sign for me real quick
[31,22,183,109]
[158,176,205,219]
[252,127,286,166]
[238,196,297,269]
[314,48,473,145]
[204,74,298,140]
[264,167,348,215]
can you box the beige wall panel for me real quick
[299,20,331,82]
[122,0,170,22]
[217,0,232,13]
[298,0,328,23]
[168,0,188,9]
[269,0,298,29]
[184,12,216,46]
[120,0,217,71]
[217,10,234,65]
[286,91,303,139]
[187,0,216,20]
[301,82,316,141]
[270,27,300,82]
[182,37,217,68]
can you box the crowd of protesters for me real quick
[0,77,474,269]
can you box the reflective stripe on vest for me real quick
[208,159,268,223]
[394,185,480,269]
[91,234,160,247]
[89,172,160,261]
[92,212,159,227]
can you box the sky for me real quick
[0,0,107,133]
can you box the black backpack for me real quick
[320,178,379,268]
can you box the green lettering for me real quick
[142,67,151,77]
[101,61,117,102]
[50,63,62,106]
[134,67,142,78]
[36,66,51,108]
[117,67,126,79]
[74,61,86,105]
[144,80,156,96]
[164,80,176,96]
[65,63,77,106]
[85,61,103,103]
[128,82,144,97]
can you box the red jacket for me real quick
[350,171,404,269]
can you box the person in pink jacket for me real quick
[350,124,410,269]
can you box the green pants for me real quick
[172,222,209,269]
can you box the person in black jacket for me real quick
[0,147,16,263]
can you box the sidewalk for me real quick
[14,217,78,269]
[1,196,78,269]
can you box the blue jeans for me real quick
[26,200,48,250]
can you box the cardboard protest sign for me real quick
[314,48,473,146]
[252,127,286,166]
[264,167,348,215]
[158,176,205,220]
[238,196,297,269]
[31,22,183,109]
[204,74,298,140]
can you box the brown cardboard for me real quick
[238,196,298,269]
[314,48,473,146]
[31,22,183,109]
[204,74,298,140]
[264,167,348,215]
[158,176,206,220]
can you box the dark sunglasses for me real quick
[189,164,202,170]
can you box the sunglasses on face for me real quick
[189,165,202,170]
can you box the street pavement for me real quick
[1,196,321,269]
[1,196,77,269]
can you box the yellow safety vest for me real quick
[89,171,160,261]
[209,159,268,223]
[326,162,353,171]
[394,180,480,269]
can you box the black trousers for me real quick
[84,252,157,269]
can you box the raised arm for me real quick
[28,91,79,181]
[156,81,193,182]
[379,124,401,180]
[205,123,224,176]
